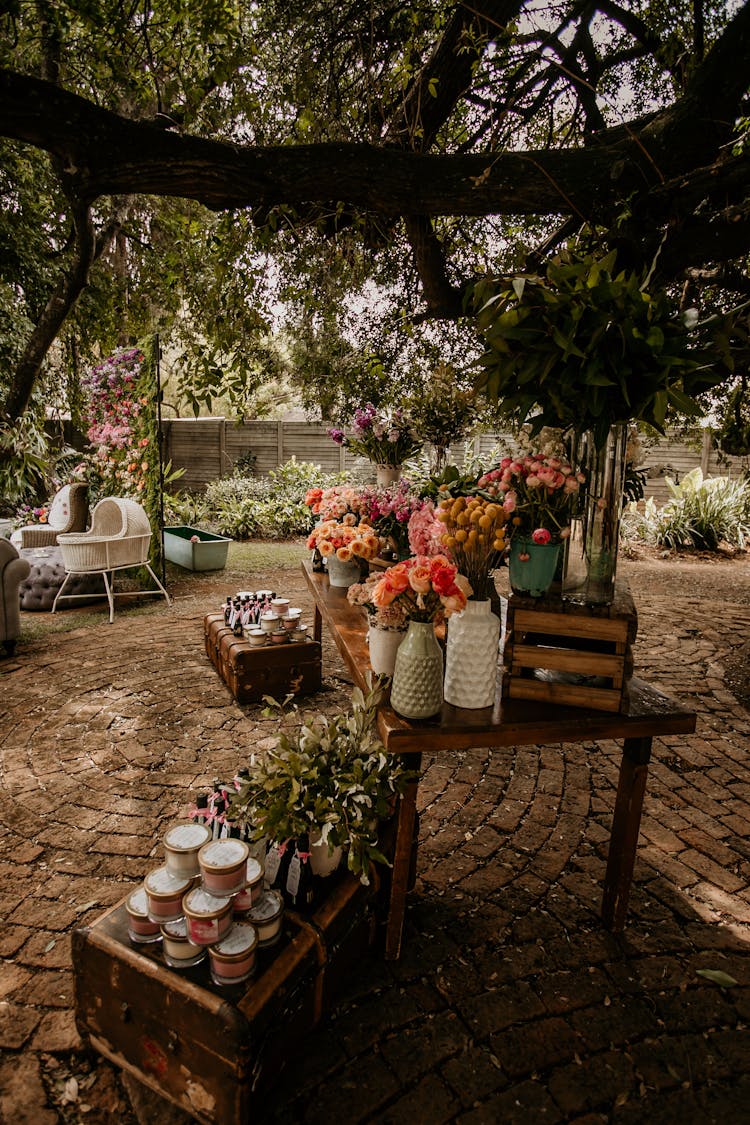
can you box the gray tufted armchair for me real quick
[0,539,31,656]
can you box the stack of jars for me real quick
[125,822,285,987]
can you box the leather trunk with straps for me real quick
[204,613,322,704]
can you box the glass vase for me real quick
[562,423,628,606]
[508,537,561,598]
[367,623,406,677]
[443,600,501,709]
[390,619,443,720]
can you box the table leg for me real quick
[313,603,322,645]
[385,753,422,961]
[601,735,652,931]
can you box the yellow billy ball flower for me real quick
[478,513,492,530]
[456,511,470,527]
[454,529,468,543]
[493,538,505,551]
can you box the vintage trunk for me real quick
[502,582,637,713]
[203,614,322,704]
[73,872,375,1124]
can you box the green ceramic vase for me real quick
[508,537,561,598]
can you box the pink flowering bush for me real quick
[477,455,583,542]
[79,348,152,500]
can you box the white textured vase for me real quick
[367,624,406,677]
[390,619,443,720]
[326,554,361,588]
[309,829,343,877]
[443,600,501,709]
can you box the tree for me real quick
[0,0,748,427]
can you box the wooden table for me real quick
[303,562,697,959]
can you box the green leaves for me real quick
[471,246,716,446]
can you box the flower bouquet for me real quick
[347,574,408,632]
[14,502,49,528]
[435,495,508,601]
[356,480,426,558]
[477,455,582,542]
[306,519,381,562]
[478,455,583,597]
[304,485,368,522]
[328,403,422,468]
[370,555,471,624]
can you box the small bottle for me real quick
[312,547,324,572]
[212,798,226,840]
[223,596,232,624]
[193,793,209,826]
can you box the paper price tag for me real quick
[285,854,301,898]
[264,846,281,884]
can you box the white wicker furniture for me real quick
[53,498,170,623]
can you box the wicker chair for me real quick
[53,497,170,623]
[13,483,89,549]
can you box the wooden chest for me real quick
[73,872,375,1124]
[502,582,637,713]
[203,614,322,704]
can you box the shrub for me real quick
[193,458,351,540]
[622,468,750,549]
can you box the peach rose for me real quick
[408,564,433,594]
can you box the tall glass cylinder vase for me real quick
[562,423,628,606]
[443,600,501,709]
[390,620,443,720]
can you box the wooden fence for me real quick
[161,418,746,503]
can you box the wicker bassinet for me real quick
[58,498,152,572]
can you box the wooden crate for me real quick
[502,583,637,713]
[204,615,322,704]
[73,873,375,1124]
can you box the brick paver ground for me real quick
[0,552,749,1124]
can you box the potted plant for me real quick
[472,246,716,603]
[226,680,416,886]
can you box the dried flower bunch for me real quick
[436,496,508,600]
[306,519,381,562]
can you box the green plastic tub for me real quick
[163,526,232,571]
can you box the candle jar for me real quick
[260,613,278,633]
[182,887,234,946]
[163,822,212,879]
[209,923,258,986]
[160,917,206,968]
[198,838,250,896]
[126,887,163,944]
[144,867,195,924]
[270,598,290,617]
[246,890,284,947]
[231,857,264,917]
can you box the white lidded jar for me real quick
[209,923,259,986]
[198,837,250,897]
[246,890,284,947]
[125,887,163,944]
[182,886,233,946]
[163,821,212,879]
[231,857,264,916]
[143,866,195,924]
[160,917,206,968]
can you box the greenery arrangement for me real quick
[226,681,416,884]
[472,248,716,449]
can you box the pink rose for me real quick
[532,528,551,545]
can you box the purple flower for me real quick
[327,427,346,445]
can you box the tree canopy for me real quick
[0,0,748,430]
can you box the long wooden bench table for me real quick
[302,561,697,959]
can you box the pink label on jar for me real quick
[186,916,220,944]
